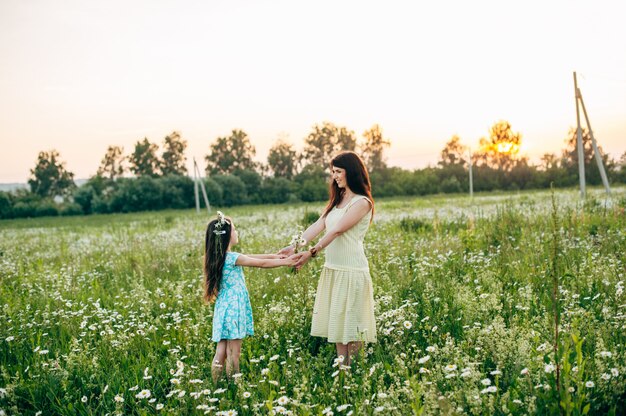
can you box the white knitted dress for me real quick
[310,195,377,344]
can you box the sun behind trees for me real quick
[475,120,524,171]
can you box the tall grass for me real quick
[1,188,625,415]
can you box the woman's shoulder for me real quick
[349,194,372,208]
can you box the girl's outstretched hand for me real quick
[278,245,295,257]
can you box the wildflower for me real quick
[39,350,49,355]
[336,404,351,412]
[243,391,251,398]
[214,388,227,394]
[421,316,430,322]
[178,390,186,397]
[418,355,430,364]
[444,364,457,372]
[601,373,611,380]
[114,395,124,403]
[81,396,88,403]
[426,346,436,353]
[270,354,280,361]
[135,389,151,399]
[490,370,501,375]
[277,395,289,405]
[568,387,575,393]
[129,385,139,391]
[261,368,270,376]
[156,403,164,410]
[611,368,619,377]
[5,336,14,342]
[513,399,522,404]
[432,326,438,332]
[585,381,595,388]
[269,380,279,386]
[481,378,491,386]
[460,370,472,378]
[143,367,152,380]
[170,378,180,385]
[544,364,555,373]
[480,386,497,394]
[189,379,204,384]
[374,406,385,413]
[322,407,333,415]
[103,385,109,394]
[403,321,412,329]
[160,303,166,309]
[377,392,388,399]
[419,367,429,373]
[599,351,612,358]
[520,368,529,375]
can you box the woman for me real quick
[279,151,376,365]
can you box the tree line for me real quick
[1,121,625,219]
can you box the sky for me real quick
[1,0,625,183]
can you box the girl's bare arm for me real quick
[235,254,295,268]
[246,254,284,259]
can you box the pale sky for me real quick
[1,0,625,182]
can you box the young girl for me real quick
[204,211,294,382]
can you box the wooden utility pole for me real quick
[193,158,211,214]
[574,72,586,198]
[468,148,474,198]
[573,72,611,196]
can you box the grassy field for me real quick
[1,187,625,415]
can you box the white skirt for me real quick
[310,266,376,343]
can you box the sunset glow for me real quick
[1,0,625,182]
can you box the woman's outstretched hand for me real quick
[278,245,295,257]
[291,251,312,270]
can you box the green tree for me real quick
[267,139,299,179]
[28,150,76,198]
[561,127,615,185]
[439,135,467,167]
[205,129,257,175]
[476,120,522,172]
[302,122,357,167]
[129,138,160,177]
[361,124,391,172]
[540,153,559,170]
[97,145,125,179]
[161,131,188,176]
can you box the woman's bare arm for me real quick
[278,215,326,256]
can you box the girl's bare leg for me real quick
[225,339,242,378]
[212,340,227,383]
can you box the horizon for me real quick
[1,0,625,183]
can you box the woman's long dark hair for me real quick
[322,151,375,220]
[203,218,232,303]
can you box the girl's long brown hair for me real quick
[322,151,375,220]
[203,218,232,303]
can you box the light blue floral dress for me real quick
[212,252,254,342]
